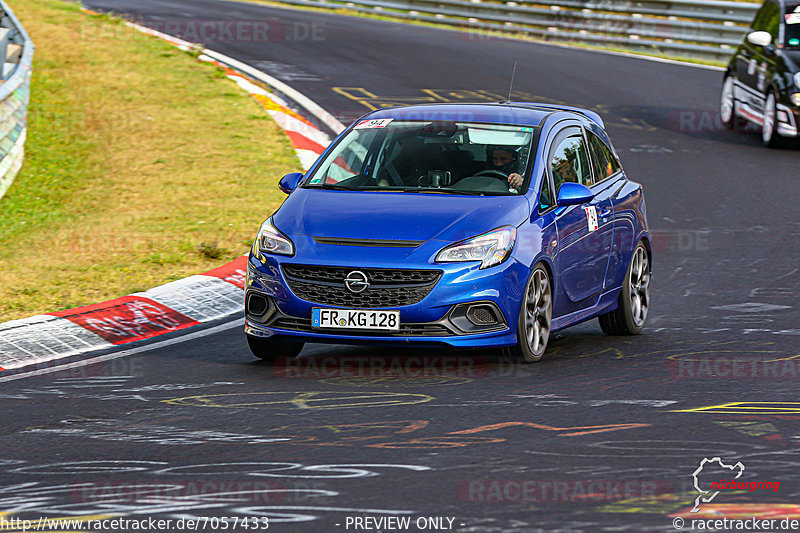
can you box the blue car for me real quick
[245,103,651,363]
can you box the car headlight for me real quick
[255,217,294,256]
[794,72,800,90]
[435,226,516,269]
[792,92,800,107]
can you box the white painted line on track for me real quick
[202,48,346,134]
[0,318,244,383]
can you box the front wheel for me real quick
[247,335,304,362]
[762,92,780,147]
[506,264,552,363]
[720,75,739,130]
[599,241,650,335]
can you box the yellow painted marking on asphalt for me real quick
[597,492,695,514]
[332,87,556,111]
[763,352,800,362]
[675,402,800,414]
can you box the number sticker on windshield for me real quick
[786,13,800,24]
[355,118,393,129]
[585,206,599,232]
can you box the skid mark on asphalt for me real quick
[253,419,650,449]
[0,461,429,524]
[162,391,434,409]
[449,421,649,437]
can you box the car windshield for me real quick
[303,119,536,195]
[785,2,800,47]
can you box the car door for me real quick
[585,127,627,292]
[549,126,614,316]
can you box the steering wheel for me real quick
[471,169,509,181]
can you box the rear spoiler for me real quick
[511,102,604,128]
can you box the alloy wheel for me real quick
[524,267,552,358]
[628,245,650,328]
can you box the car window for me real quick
[316,129,375,183]
[539,170,554,211]
[550,134,592,193]
[784,2,800,47]
[306,120,536,196]
[587,130,621,183]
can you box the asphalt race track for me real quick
[4,0,800,530]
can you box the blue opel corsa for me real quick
[245,103,651,363]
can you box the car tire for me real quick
[762,91,781,147]
[247,335,304,362]
[598,241,650,336]
[720,75,742,130]
[505,263,552,363]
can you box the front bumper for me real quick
[777,103,799,137]
[244,248,528,348]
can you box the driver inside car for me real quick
[487,146,524,189]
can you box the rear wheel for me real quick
[506,264,552,363]
[247,335,304,362]
[599,241,650,335]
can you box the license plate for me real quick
[312,308,400,331]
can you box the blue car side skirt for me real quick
[551,287,621,332]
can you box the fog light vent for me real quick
[246,292,274,323]
[467,305,498,325]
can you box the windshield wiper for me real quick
[414,188,485,195]
[305,183,356,190]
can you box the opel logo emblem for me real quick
[344,271,369,294]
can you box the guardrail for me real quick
[0,0,33,201]
[272,0,760,62]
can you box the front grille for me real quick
[313,237,424,248]
[271,316,453,337]
[282,265,441,308]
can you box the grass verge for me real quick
[0,0,300,321]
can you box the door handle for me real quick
[598,208,612,217]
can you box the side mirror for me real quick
[279,172,304,194]
[747,31,773,47]
[556,182,595,206]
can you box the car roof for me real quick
[364,102,604,128]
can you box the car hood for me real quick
[273,189,531,243]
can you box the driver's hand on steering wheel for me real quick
[507,173,523,189]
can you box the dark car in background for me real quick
[720,0,800,146]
